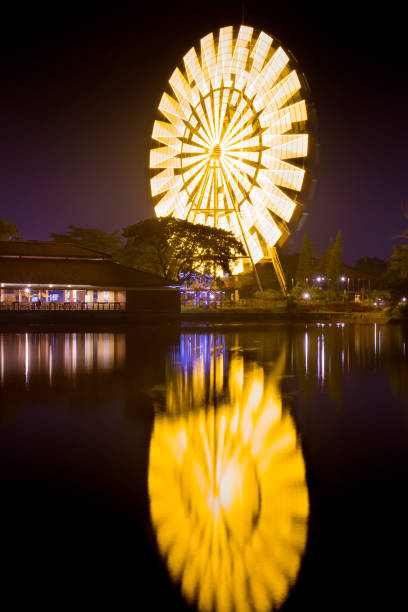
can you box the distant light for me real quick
[321,276,325,281]
[49,284,53,288]
[302,292,310,300]
[316,276,321,282]
[340,276,346,282]
[68,285,72,288]
[402,297,407,303]
[28,283,32,288]
[1,283,4,287]
[25,287,30,293]
[209,293,215,300]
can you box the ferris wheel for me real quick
[150,25,310,291]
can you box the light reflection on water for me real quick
[0,332,125,387]
[149,334,309,612]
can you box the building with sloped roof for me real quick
[0,241,180,321]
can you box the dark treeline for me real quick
[278,231,408,304]
[1,218,408,301]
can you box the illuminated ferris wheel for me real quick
[150,25,310,291]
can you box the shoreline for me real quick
[0,309,396,332]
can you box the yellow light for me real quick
[148,339,309,611]
[150,26,310,271]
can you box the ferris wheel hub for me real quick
[212,144,222,159]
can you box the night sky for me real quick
[1,2,406,264]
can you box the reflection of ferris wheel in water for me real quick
[150,25,311,292]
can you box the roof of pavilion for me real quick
[0,241,171,288]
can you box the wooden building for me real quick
[0,241,180,322]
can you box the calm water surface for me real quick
[1,323,408,609]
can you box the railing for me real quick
[0,302,125,311]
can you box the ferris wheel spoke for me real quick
[224,149,259,163]
[203,96,216,142]
[220,98,247,144]
[188,130,211,150]
[184,160,212,200]
[193,101,215,145]
[223,131,261,153]
[223,155,257,182]
[223,119,255,151]
[212,89,221,142]
[216,89,230,141]
[219,161,246,205]
[180,142,207,155]
[193,163,213,213]
[222,157,253,193]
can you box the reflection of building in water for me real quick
[149,334,309,612]
[0,333,125,386]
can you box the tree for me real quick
[50,225,123,256]
[354,257,387,277]
[386,244,408,303]
[295,234,318,286]
[120,217,246,281]
[395,204,408,240]
[354,256,387,289]
[0,220,21,241]
[326,231,343,288]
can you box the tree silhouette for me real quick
[295,234,318,286]
[0,220,21,241]
[120,217,246,281]
[327,231,343,289]
[50,225,123,256]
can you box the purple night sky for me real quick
[0,2,406,264]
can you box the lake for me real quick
[1,323,408,610]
